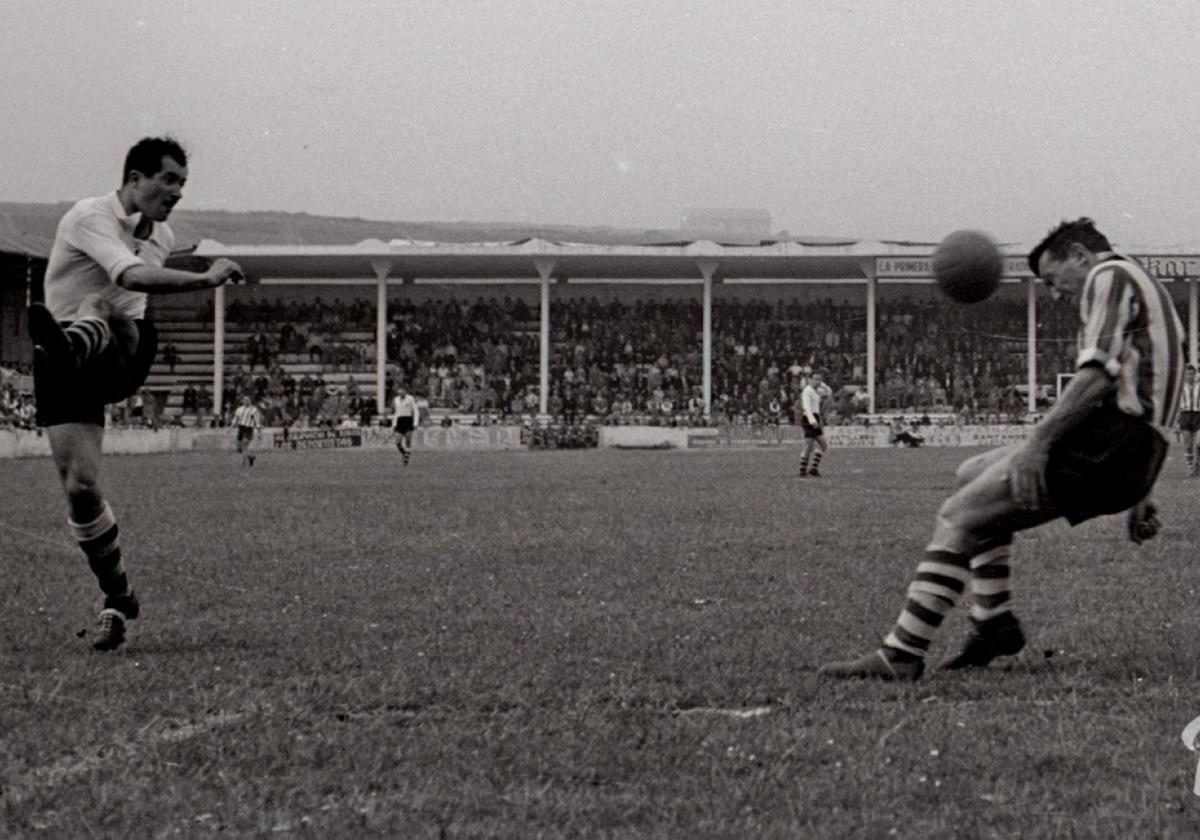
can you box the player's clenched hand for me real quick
[1127,499,1161,545]
[206,258,247,286]
[1007,445,1048,510]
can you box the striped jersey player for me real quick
[822,218,1185,681]
[233,395,263,467]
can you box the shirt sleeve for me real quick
[63,210,145,283]
[1076,265,1135,379]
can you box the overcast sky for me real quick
[2,0,1199,245]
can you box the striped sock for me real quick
[65,316,112,364]
[810,451,823,473]
[968,536,1013,622]
[70,503,129,597]
[800,452,810,475]
[883,549,971,659]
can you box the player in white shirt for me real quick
[233,395,263,468]
[28,137,243,651]
[798,372,831,477]
[392,385,418,465]
[1179,364,1200,476]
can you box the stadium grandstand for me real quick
[2,202,1198,434]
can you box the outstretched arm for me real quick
[118,258,244,293]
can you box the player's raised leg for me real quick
[29,295,117,373]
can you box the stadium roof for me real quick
[6,202,1200,283]
[191,236,1026,284]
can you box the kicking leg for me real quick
[30,295,116,371]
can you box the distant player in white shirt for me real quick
[233,395,262,468]
[392,385,418,465]
[1179,364,1200,476]
[798,372,831,477]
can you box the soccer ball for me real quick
[932,229,1002,304]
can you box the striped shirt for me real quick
[1181,380,1200,413]
[1076,254,1185,430]
[233,404,261,429]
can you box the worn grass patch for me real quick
[3,445,1200,837]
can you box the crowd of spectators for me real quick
[0,363,35,429]
[210,365,377,429]
[184,291,1080,428]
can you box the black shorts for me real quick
[1180,411,1200,434]
[236,426,256,442]
[800,416,824,439]
[394,416,414,434]
[1046,406,1167,525]
[34,319,158,427]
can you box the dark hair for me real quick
[1027,217,1112,274]
[123,137,187,184]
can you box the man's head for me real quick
[122,137,188,222]
[1028,218,1113,303]
[1187,364,1197,382]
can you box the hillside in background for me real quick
[0,201,693,257]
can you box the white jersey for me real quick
[1180,380,1200,413]
[44,192,173,320]
[392,394,417,418]
[801,384,823,425]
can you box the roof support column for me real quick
[371,260,393,415]
[866,273,877,415]
[697,260,718,416]
[1026,277,1038,414]
[213,284,225,420]
[535,260,555,416]
[1190,276,1198,367]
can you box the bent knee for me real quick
[955,454,987,487]
[63,470,101,501]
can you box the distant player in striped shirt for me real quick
[823,218,1185,681]
[1178,364,1200,476]
[233,395,262,468]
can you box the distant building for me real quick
[681,208,772,242]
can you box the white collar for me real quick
[108,191,155,239]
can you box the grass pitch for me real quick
[3,444,1200,837]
